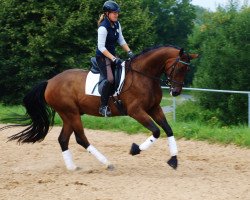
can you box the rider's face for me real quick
[107,12,119,22]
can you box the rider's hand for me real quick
[113,57,123,66]
[127,50,135,59]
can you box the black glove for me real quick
[113,57,123,66]
[127,50,135,59]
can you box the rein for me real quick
[127,57,190,87]
[129,66,165,83]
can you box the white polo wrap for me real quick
[87,145,109,166]
[139,135,157,151]
[168,136,178,156]
[62,150,77,171]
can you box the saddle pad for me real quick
[85,62,125,96]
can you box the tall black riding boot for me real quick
[99,81,112,117]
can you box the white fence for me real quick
[162,87,250,127]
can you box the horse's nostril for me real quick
[172,92,179,97]
[170,88,181,96]
[170,90,180,97]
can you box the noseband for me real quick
[166,57,190,87]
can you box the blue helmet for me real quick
[103,1,120,13]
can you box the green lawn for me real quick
[0,102,249,148]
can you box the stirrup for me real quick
[99,106,112,117]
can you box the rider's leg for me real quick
[96,56,114,117]
[99,80,112,116]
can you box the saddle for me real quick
[86,57,126,115]
[90,57,123,95]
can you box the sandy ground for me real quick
[0,124,249,200]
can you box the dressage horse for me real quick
[1,45,198,170]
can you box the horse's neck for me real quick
[132,48,170,76]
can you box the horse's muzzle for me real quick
[170,87,182,97]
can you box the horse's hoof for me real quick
[66,165,78,171]
[106,164,115,171]
[74,166,82,171]
[167,156,178,170]
[130,143,141,156]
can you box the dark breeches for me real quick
[96,55,114,84]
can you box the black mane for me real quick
[132,45,181,60]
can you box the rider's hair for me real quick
[98,14,105,26]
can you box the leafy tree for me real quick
[141,0,196,47]
[116,0,156,54]
[188,5,250,125]
[0,0,95,104]
[0,0,155,104]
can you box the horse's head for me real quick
[165,48,198,96]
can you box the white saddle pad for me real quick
[85,62,126,96]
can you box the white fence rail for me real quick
[162,87,250,127]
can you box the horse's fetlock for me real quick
[153,128,160,138]
[58,136,69,151]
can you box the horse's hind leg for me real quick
[58,118,78,171]
[71,115,114,170]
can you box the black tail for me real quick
[0,81,55,143]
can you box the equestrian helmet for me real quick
[103,1,120,13]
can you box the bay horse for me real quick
[1,45,198,171]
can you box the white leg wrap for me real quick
[62,150,77,171]
[139,135,157,151]
[87,145,109,166]
[168,136,178,156]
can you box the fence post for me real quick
[173,97,176,122]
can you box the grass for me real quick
[172,121,250,148]
[81,115,150,134]
[0,102,249,148]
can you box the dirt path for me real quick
[0,125,249,200]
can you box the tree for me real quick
[0,0,155,104]
[141,0,196,47]
[0,0,95,104]
[188,5,250,125]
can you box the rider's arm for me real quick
[98,26,116,61]
[117,23,131,53]
[121,43,131,53]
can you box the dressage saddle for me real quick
[90,57,123,95]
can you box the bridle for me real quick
[165,57,191,87]
[127,56,191,87]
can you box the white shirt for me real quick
[97,22,127,53]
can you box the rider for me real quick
[96,0,134,117]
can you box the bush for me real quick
[176,100,223,127]
[188,6,250,125]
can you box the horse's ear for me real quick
[179,48,184,57]
[189,54,199,60]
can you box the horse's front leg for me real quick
[128,108,161,155]
[148,105,178,169]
